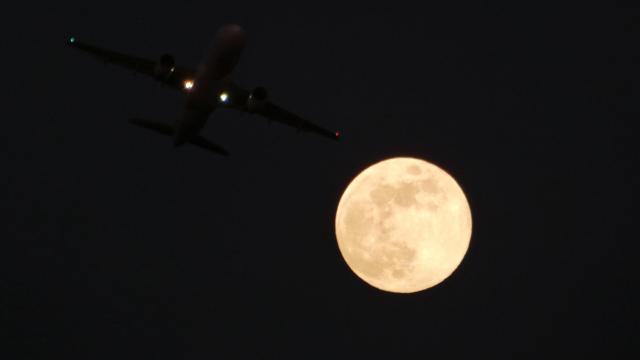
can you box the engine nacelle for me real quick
[246,86,268,112]
[154,53,175,80]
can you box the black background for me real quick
[3,2,638,359]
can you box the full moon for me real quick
[335,157,472,293]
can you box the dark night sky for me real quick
[2,2,639,359]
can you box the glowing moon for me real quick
[335,157,472,293]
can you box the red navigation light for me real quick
[335,131,341,138]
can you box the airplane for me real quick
[67,24,340,156]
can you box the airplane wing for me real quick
[257,102,341,141]
[221,83,341,141]
[66,36,194,91]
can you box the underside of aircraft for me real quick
[67,24,340,156]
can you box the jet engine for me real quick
[154,53,175,80]
[246,86,268,112]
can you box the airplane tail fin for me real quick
[128,118,229,156]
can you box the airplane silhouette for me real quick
[67,24,340,156]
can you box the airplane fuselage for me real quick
[173,25,246,146]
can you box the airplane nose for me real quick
[219,24,245,36]
[216,24,246,46]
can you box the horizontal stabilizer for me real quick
[189,136,230,156]
[129,118,174,136]
[128,118,229,156]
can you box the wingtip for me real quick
[334,130,342,141]
[66,36,77,45]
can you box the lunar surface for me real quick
[335,157,472,293]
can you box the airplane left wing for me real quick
[66,36,194,91]
[220,83,341,141]
[257,102,341,141]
